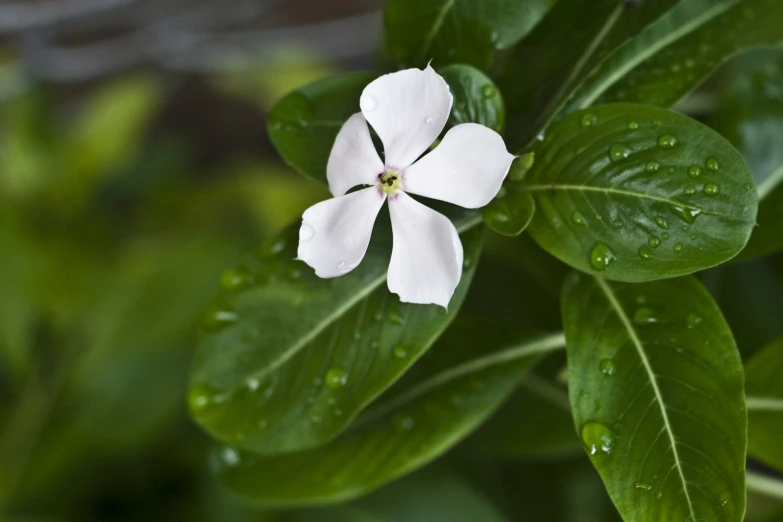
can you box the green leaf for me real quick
[284,470,509,522]
[562,273,747,522]
[564,0,740,112]
[467,373,579,459]
[599,0,783,108]
[268,72,378,184]
[483,153,536,236]
[189,212,483,455]
[521,103,757,282]
[383,0,556,70]
[215,328,566,505]
[439,64,505,133]
[745,335,783,472]
[499,0,679,150]
[269,67,506,184]
[710,61,783,259]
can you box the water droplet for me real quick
[670,204,702,224]
[246,378,261,392]
[580,421,617,455]
[690,233,696,240]
[634,307,662,325]
[688,165,702,178]
[220,267,254,292]
[188,383,217,413]
[627,121,639,130]
[425,116,434,125]
[719,491,731,507]
[299,222,315,242]
[703,182,720,196]
[581,113,597,128]
[635,482,653,492]
[220,446,241,467]
[645,161,660,172]
[202,298,239,331]
[686,312,702,328]
[638,245,654,260]
[654,216,669,229]
[309,414,322,424]
[612,219,624,229]
[572,211,586,226]
[600,359,616,377]
[706,158,720,171]
[388,308,405,325]
[360,95,377,112]
[648,236,661,249]
[661,232,669,240]
[684,186,696,195]
[481,85,496,98]
[393,346,408,359]
[337,260,348,271]
[394,415,414,430]
[674,243,683,252]
[743,182,752,191]
[590,242,616,271]
[609,143,632,162]
[658,134,678,148]
[325,367,348,389]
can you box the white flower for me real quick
[297,66,515,307]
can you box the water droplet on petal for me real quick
[299,222,315,242]
[337,260,348,270]
[360,95,377,112]
[581,421,616,455]
[425,116,434,125]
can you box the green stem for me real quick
[747,471,783,500]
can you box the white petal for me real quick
[360,66,452,170]
[326,113,384,196]
[387,192,463,308]
[403,123,515,208]
[298,187,386,278]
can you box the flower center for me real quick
[377,170,403,196]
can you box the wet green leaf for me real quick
[745,335,783,472]
[600,0,783,108]
[522,103,757,282]
[500,0,679,150]
[189,213,483,455]
[384,0,556,70]
[215,328,565,505]
[562,273,746,522]
[439,64,505,133]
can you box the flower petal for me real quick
[326,113,384,196]
[298,187,386,278]
[360,66,452,170]
[403,123,515,208]
[387,192,463,308]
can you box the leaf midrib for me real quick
[521,183,742,221]
[594,277,697,521]
[353,331,567,428]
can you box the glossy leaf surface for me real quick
[522,103,757,282]
[745,335,783,472]
[189,212,483,455]
[440,64,505,133]
[215,329,566,505]
[563,273,746,522]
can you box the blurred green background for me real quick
[1,1,783,521]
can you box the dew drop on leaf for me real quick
[703,182,721,196]
[686,312,702,328]
[481,85,496,98]
[581,421,617,455]
[658,134,678,148]
[590,242,616,271]
[388,308,406,325]
[669,204,702,224]
[627,121,639,130]
[202,298,239,331]
[393,345,408,359]
[688,165,702,178]
[581,113,597,128]
[571,211,586,226]
[612,219,624,229]
[220,267,254,292]
[674,243,683,252]
[638,245,654,260]
[654,216,669,229]
[684,186,696,195]
[609,143,632,162]
[706,157,720,171]
[634,482,653,492]
[325,367,348,389]
[648,236,661,249]
[645,161,660,172]
[599,359,616,377]
[633,307,662,325]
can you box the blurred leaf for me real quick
[499,0,679,150]
[600,0,783,108]
[562,273,746,522]
[439,64,505,133]
[215,328,565,505]
[521,103,757,282]
[284,469,509,522]
[745,335,783,472]
[467,373,579,459]
[62,76,162,205]
[190,213,483,455]
[483,154,536,236]
[384,0,556,70]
